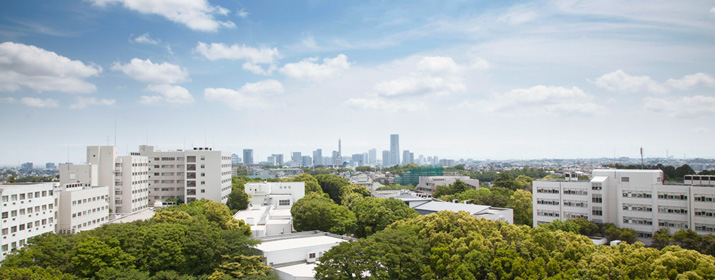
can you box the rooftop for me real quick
[413,201,491,214]
[256,231,354,252]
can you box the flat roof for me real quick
[256,235,349,252]
[273,262,316,278]
[414,201,490,214]
[109,209,155,224]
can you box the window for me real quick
[19,194,25,200]
[1,212,7,219]
[1,196,7,202]
[309,253,316,258]
[621,177,630,182]
[11,194,17,201]
[592,194,602,203]
[279,200,291,206]
[591,183,602,191]
[201,189,206,193]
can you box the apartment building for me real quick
[137,145,232,205]
[533,169,715,243]
[0,183,56,261]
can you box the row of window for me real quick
[1,190,53,202]
[2,204,53,218]
[73,217,107,229]
[536,188,559,194]
[622,204,652,212]
[591,183,603,191]
[563,200,588,208]
[694,195,715,202]
[623,217,652,225]
[659,220,688,229]
[695,209,715,217]
[537,210,560,217]
[537,199,559,205]
[72,195,106,205]
[564,212,588,219]
[657,192,688,200]
[695,224,715,232]
[1,218,52,235]
[622,191,652,199]
[72,206,107,218]
[563,189,588,196]
[658,206,688,215]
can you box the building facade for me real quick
[86,146,149,216]
[390,134,399,166]
[138,145,232,206]
[415,176,480,194]
[243,149,254,165]
[0,183,56,261]
[55,185,110,234]
[533,169,715,243]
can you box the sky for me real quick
[1,0,714,166]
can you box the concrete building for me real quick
[272,154,285,166]
[382,150,390,167]
[402,150,411,165]
[533,169,715,243]
[243,149,254,165]
[137,145,232,206]
[255,231,355,280]
[235,181,305,237]
[415,176,480,194]
[291,152,302,166]
[368,149,377,165]
[0,183,56,261]
[231,154,241,165]
[86,146,149,216]
[55,185,109,234]
[390,134,399,166]
[301,156,312,167]
[312,149,322,166]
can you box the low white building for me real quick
[533,169,715,244]
[0,183,56,262]
[234,182,305,237]
[415,176,480,194]
[378,190,513,224]
[349,174,384,192]
[256,231,354,280]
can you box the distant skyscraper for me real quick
[20,162,33,169]
[292,152,302,164]
[382,150,390,167]
[271,154,284,166]
[332,151,340,166]
[410,152,415,165]
[313,149,323,166]
[301,156,312,167]
[402,150,411,165]
[231,153,240,165]
[243,149,254,164]
[368,149,377,165]
[390,134,400,166]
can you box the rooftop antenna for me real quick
[640,147,644,169]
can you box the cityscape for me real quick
[2,0,715,279]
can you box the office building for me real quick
[402,150,411,165]
[138,145,232,206]
[313,149,322,166]
[382,150,390,167]
[86,146,149,215]
[55,185,110,234]
[390,134,399,166]
[271,154,284,166]
[243,149,254,165]
[301,156,312,167]
[0,183,56,261]
[20,162,33,170]
[45,163,56,169]
[368,149,377,165]
[291,152,302,165]
[231,154,241,165]
[533,169,715,243]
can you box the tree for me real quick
[350,198,418,238]
[315,174,351,204]
[673,229,701,250]
[493,172,518,190]
[283,174,323,194]
[652,227,672,249]
[508,189,532,226]
[514,175,533,190]
[71,236,135,278]
[0,266,76,280]
[226,186,250,212]
[291,193,357,235]
[339,184,371,201]
[209,255,270,280]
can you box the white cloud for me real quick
[112,58,189,84]
[0,42,101,93]
[204,79,284,109]
[70,97,115,109]
[237,8,248,18]
[344,98,427,112]
[280,54,351,80]
[195,42,280,75]
[375,75,464,98]
[462,85,603,116]
[141,84,195,104]
[711,7,715,15]
[665,73,715,90]
[470,57,490,70]
[497,10,538,25]
[0,97,16,103]
[20,97,59,108]
[416,56,459,74]
[594,70,668,94]
[134,33,158,45]
[644,95,715,117]
[90,0,235,32]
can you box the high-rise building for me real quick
[271,154,284,166]
[138,145,231,205]
[410,152,415,165]
[291,152,302,164]
[87,146,149,215]
[243,149,254,165]
[390,134,400,166]
[301,156,312,167]
[45,162,56,169]
[20,162,33,170]
[332,151,340,166]
[231,154,241,165]
[402,150,411,165]
[0,182,57,261]
[313,149,322,166]
[382,150,390,167]
[368,149,377,165]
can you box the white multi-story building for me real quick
[137,145,232,205]
[415,176,480,194]
[533,169,715,243]
[55,185,109,234]
[85,146,149,216]
[0,183,56,261]
[235,181,305,237]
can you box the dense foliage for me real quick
[316,212,715,280]
[433,180,533,226]
[0,200,275,280]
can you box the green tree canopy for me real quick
[315,174,351,204]
[291,193,357,235]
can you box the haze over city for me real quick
[1,1,714,165]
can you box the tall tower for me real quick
[390,134,400,166]
[335,139,343,166]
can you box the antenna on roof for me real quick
[640,147,644,169]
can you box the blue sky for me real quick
[1,0,714,166]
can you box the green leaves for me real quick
[291,193,357,235]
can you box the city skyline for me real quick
[1,1,714,165]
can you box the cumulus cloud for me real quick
[20,97,59,108]
[280,54,351,80]
[204,79,284,109]
[237,8,248,18]
[373,56,466,98]
[594,70,668,94]
[133,33,158,45]
[89,0,235,32]
[644,95,715,117]
[112,58,189,84]
[141,84,194,104]
[417,56,460,74]
[0,97,16,103]
[0,42,101,93]
[461,85,603,116]
[195,42,280,75]
[345,98,427,112]
[70,97,115,109]
[665,73,715,90]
